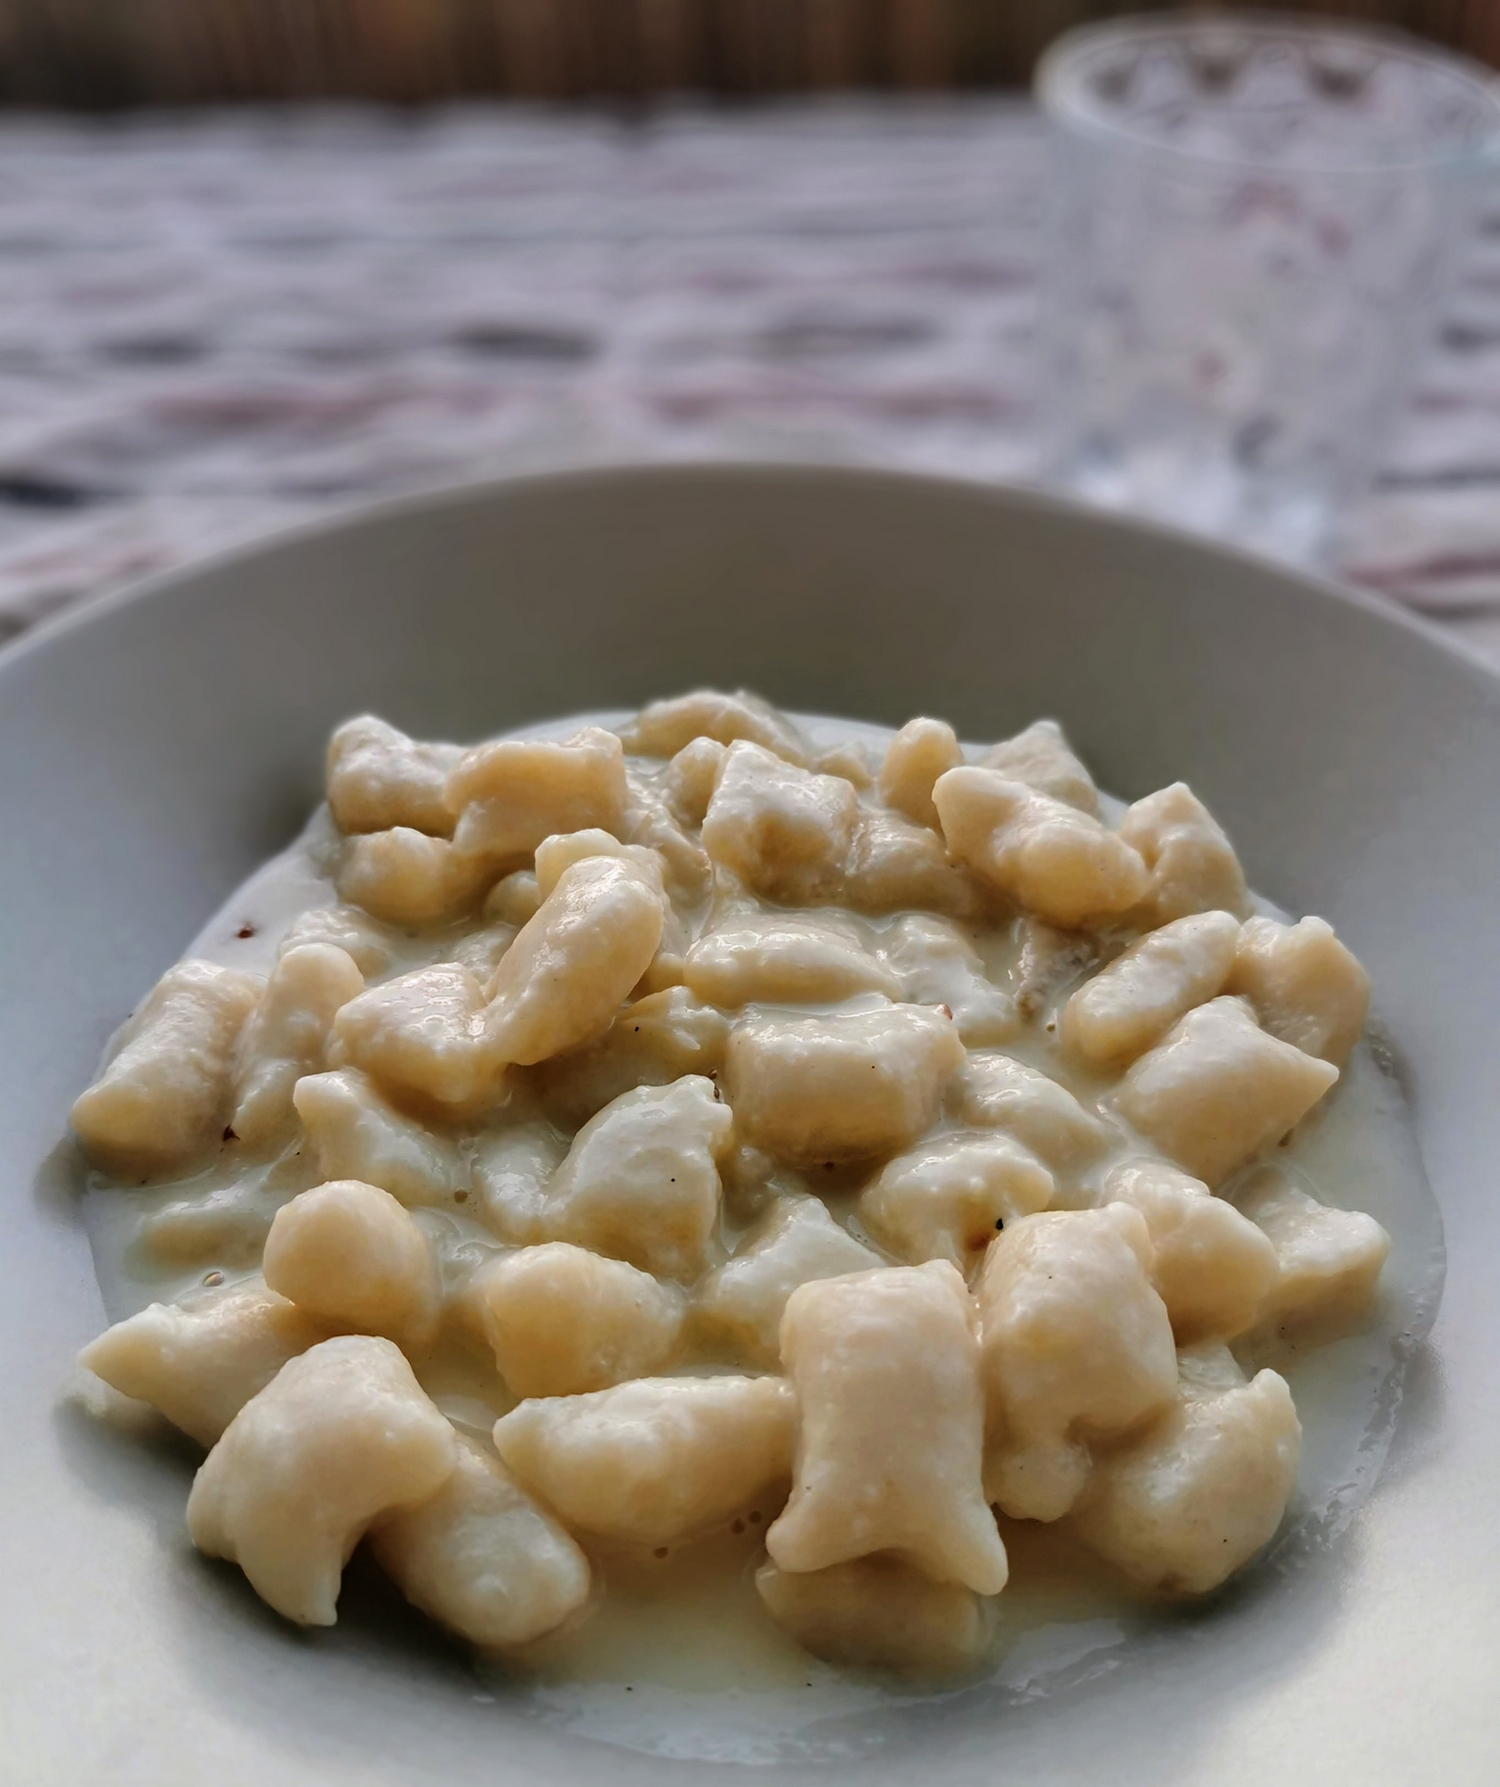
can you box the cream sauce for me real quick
[77,709,1445,1763]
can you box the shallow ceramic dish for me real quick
[0,464,1495,1786]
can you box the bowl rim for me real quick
[4,459,1498,705]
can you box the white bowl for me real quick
[1,465,1494,1785]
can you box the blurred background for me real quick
[0,1,1497,660]
[0,2,1493,104]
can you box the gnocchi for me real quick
[262,1179,439,1345]
[768,1262,1008,1595]
[325,715,460,838]
[701,741,859,905]
[231,943,365,1149]
[494,1374,797,1547]
[1115,996,1340,1187]
[186,1335,456,1626]
[696,1195,883,1366]
[977,1205,1178,1520]
[78,1280,327,1446]
[371,1435,592,1647]
[446,726,628,862]
[725,1002,964,1166]
[470,1242,685,1396]
[1072,1344,1301,1593]
[292,1067,469,1206]
[72,959,262,1177]
[73,690,1398,1686]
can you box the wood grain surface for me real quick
[0,3,1492,107]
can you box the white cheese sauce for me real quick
[77,709,1445,1763]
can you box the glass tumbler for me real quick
[1036,14,1500,563]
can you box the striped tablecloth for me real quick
[2,100,1498,662]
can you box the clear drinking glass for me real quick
[1036,13,1500,563]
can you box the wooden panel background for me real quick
[0,2,1494,107]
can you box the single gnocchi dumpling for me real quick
[1072,1344,1301,1593]
[337,828,494,925]
[618,775,715,909]
[471,1120,567,1243]
[533,827,663,901]
[933,768,1147,928]
[695,1195,884,1367]
[1115,996,1339,1187]
[484,856,664,1067]
[541,1076,733,1281]
[78,1280,327,1446]
[325,715,461,838]
[262,1180,439,1346]
[186,1335,457,1626]
[522,985,729,1129]
[815,738,879,790]
[493,1374,797,1548]
[328,964,503,1115]
[725,1003,965,1167]
[877,716,963,829]
[876,914,1017,1046]
[371,1435,591,1648]
[449,920,518,980]
[1101,1160,1278,1342]
[664,735,728,828]
[231,943,365,1149]
[620,688,811,767]
[278,903,395,978]
[1229,916,1370,1067]
[292,1068,469,1207]
[701,742,859,906]
[860,1132,1054,1274]
[755,1556,988,1678]
[446,726,629,862]
[485,869,541,928]
[470,1243,684,1396]
[1235,1169,1391,1338]
[533,824,684,992]
[956,1051,1112,1177]
[843,809,982,919]
[978,1205,1178,1521]
[1118,783,1248,927]
[684,912,899,1009]
[767,1262,1007,1595]
[72,959,263,1178]
[981,718,1098,815]
[1061,911,1241,1070]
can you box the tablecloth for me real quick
[2,100,1498,662]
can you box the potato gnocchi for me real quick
[73,692,1397,1687]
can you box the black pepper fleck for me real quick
[222,1126,238,1142]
